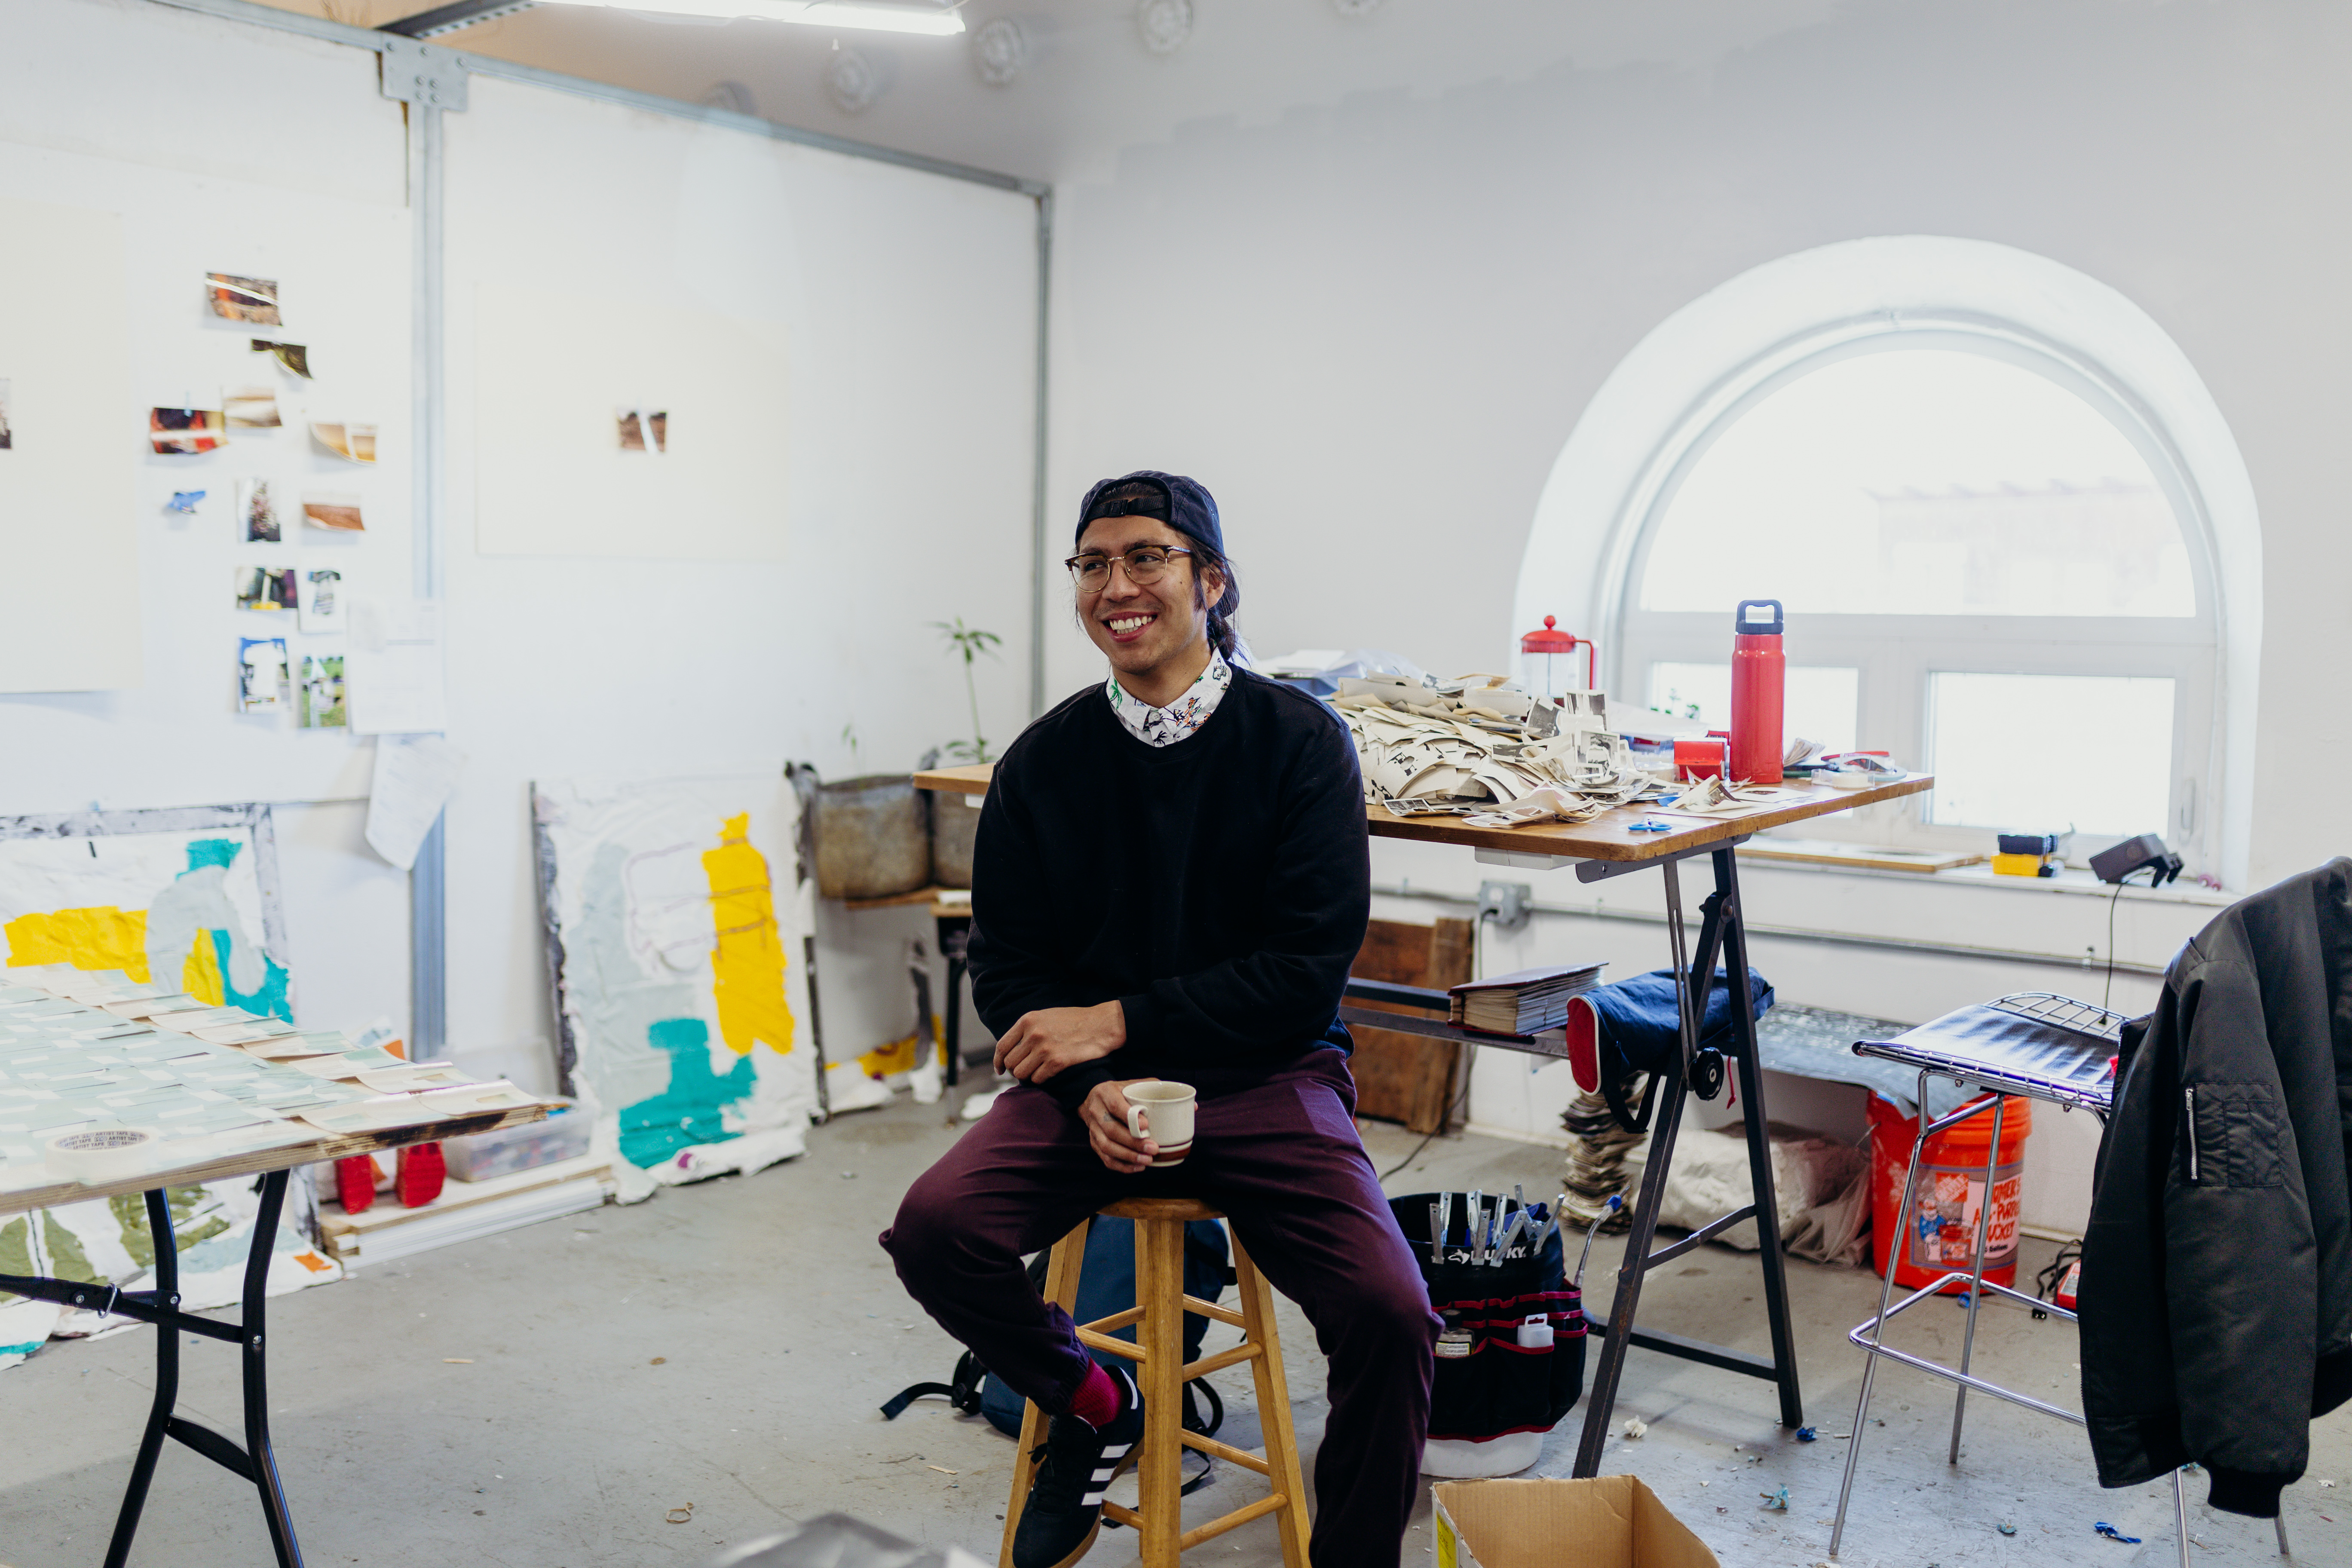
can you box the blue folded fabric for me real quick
[1581,967,1773,1129]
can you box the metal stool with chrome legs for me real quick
[1825,993,2289,1567]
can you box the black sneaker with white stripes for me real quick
[1012,1365,1144,1568]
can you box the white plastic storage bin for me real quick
[441,1100,589,1181]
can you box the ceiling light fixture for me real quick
[534,0,965,35]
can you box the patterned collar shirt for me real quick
[1105,649,1232,748]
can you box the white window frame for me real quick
[1514,237,2262,888]
[1619,332,2220,865]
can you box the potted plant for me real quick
[929,618,1001,887]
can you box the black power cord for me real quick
[2102,865,2154,1010]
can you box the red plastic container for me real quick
[1868,1092,2033,1292]
[1673,737,1726,781]
[1729,600,1785,784]
[396,1142,447,1209]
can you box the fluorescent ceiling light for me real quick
[541,0,965,33]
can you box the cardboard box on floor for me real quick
[1433,1476,1720,1568]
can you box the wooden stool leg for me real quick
[1000,1218,1092,1568]
[1232,1230,1313,1568]
[1136,1216,1187,1568]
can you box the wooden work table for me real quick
[914,762,1932,864]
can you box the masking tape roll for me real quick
[46,1127,163,1184]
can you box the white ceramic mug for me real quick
[1124,1081,1197,1168]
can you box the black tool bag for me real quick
[1390,1194,1586,1442]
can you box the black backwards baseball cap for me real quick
[1075,470,1225,557]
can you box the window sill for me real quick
[1740,839,2235,906]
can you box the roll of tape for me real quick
[46,1127,162,1183]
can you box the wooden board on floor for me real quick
[1348,917,1473,1135]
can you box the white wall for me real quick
[0,0,413,1037]
[1043,0,2352,1228]
[440,74,1039,1089]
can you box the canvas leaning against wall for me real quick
[533,771,819,1204]
[0,806,336,1370]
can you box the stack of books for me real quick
[1447,962,1608,1038]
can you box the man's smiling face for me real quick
[1074,514,1225,684]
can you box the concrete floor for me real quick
[0,1085,2344,1568]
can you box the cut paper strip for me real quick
[150,407,227,455]
[251,338,310,378]
[301,493,363,532]
[309,422,376,464]
[413,1081,538,1117]
[206,273,280,326]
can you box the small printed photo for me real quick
[238,477,281,542]
[0,378,12,450]
[297,567,345,634]
[165,490,205,516]
[207,273,281,326]
[301,492,364,533]
[237,636,289,713]
[616,407,669,453]
[235,565,298,613]
[309,421,377,464]
[150,407,227,455]
[223,386,281,429]
[251,339,311,379]
[299,654,347,730]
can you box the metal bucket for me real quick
[814,775,931,900]
[930,791,981,888]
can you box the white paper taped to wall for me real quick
[366,734,465,871]
[346,595,448,735]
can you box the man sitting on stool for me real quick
[882,471,1438,1568]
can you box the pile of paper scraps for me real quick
[0,966,541,1192]
[1332,672,1663,829]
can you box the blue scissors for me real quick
[1628,817,1672,833]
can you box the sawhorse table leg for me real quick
[5,1169,306,1568]
[1572,844,1804,1474]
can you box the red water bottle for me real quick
[1730,600,1785,784]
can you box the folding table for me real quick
[0,1103,544,1568]
[918,761,1934,1476]
[1825,995,2288,1565]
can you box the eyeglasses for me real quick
[1064,545,1194,594]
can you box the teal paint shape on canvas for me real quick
[208,928,291,1021]
[183,839,242,874]
[617,1018,754,1170]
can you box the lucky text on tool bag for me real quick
[881,1216,1232,1445]
[1393,1193,1586,1441]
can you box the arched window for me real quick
[1516,238,2260,883]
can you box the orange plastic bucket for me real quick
[1868,1091,2032,1292]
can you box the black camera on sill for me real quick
[2091,833,2184,887]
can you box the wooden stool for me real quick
[998,1197,1312,1568]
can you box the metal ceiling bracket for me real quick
[380,36,471,109]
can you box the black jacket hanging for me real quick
[2079,859,2352,1517]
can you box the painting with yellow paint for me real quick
[0,805,328,1374]
[533,771,819,1204]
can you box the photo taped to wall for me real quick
[238,477,281,542]
[206,273,280,326]
[223,386,280,428]
[150,407,227,455]
[251,339,311,379]
[235,565,297,613]
[301,492,363,532]
[310,421,376,464]
[297,567,344,633]
[299,654,346,729]
[237,636,288,712]
[616,407,668,453]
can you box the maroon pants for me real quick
[881,1051,1438,1568]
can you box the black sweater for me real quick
[965,667,1372,1110]
[2081,859,2352,1517]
